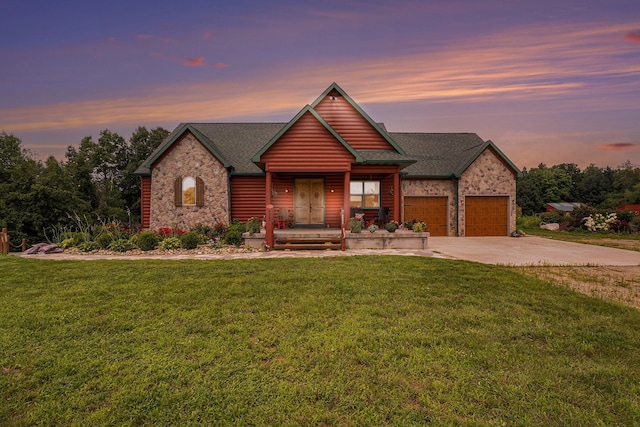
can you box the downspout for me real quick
[452,174,459,237]
[227,169,233,223]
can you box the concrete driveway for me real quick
[428,236,640,266]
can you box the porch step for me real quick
[273,236,342,251]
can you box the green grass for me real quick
[517,216,640,251]
[1,256,640,426]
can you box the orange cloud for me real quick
[624,30,640,42]
[183,57,205,67]
[599,143,640,152]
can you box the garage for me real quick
[403,196,448,236]
[465,196,508,236]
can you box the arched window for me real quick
[182,177,196,206]
[174,176,204,207]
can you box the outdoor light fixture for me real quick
[330,95,336,100]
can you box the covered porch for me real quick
[264,166,402,230]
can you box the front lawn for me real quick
[1,256,639,425]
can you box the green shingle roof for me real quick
[389,132,486,177]
[136,126,520,177]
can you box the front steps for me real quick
[273,232,342,251]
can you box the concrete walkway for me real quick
[13,236,640,266]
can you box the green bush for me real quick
[348,218,362,233]
[137,231,159,251]
[180,231,200,250]
[222,221,246,246]
[191,223,213,238]
[246,218,261,234]
[59,232,91,247]
[412,221,427,232]
[59,238,77,249]
[538,210,565,224]
[77,241,100,252]
[159,236,181,250]
[108,239,133,252]
[95,233,114,249]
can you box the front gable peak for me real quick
[251,105,363,172]
[311,83,406,154]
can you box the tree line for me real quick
[0,128,168,244]
[517,162,640,216]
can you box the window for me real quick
[182,177,196,206]
[174,176,204,207]
[350,180,380,209]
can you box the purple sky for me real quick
[1,0,639,170]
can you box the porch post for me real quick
[343,171,350,229]
[265,171,274,249]
[266,170,272,207]
[393,171,401,222]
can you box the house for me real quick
[546,202,583,214]
[135,83,521,236]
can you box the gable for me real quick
[314,89,392,150]
[312,83,404,153]
[258,110,357,172]
[135,124,231,175]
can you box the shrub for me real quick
[538,210,565,224]
[77,241,100,252]
[192,223,213,239]
[108,239,133,252]
[224,220,246,247]
[59,238,77,249]
[565,205,597,229]
[412,221,428,232]
[246,218,261,234]
[159,236,181,250]
[385,221,398,232]
[213,221,228,240]
[348,218,362,233]
[59,232,90,247]
[137,231,159,251]
[95,233,114,249]
[180,231,200,250]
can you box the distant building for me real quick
[617,204,640,218]
[546,202,583,213]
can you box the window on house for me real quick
[174,176,204,207]
[350,180,380,209]
[182,177,196,206]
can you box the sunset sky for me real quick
[1,0,639,170]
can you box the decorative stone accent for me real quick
[401,148,517,236]
[149,133,229,230]
[402,180,456,235]
[459,148,517,236]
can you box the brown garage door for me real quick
[404,196,448,236]
[465,196,508,236]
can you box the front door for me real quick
[294,178,325,226]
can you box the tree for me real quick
[577,165,613,206]
[120,127,168,221]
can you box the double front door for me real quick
[294,178,325,226]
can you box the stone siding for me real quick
[149,133,229,230]
[458,148,517,236]
[402,179,456,236]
